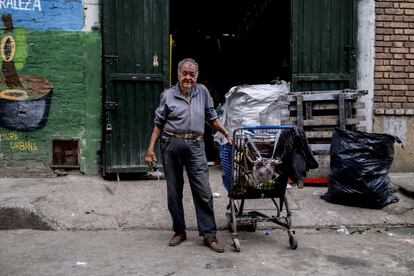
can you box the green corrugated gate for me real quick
[102,0,169,174]
[291,0,357,91]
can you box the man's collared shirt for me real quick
[154,83,218,135]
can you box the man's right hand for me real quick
[145,150,157,167]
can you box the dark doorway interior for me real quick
[170,0,291,162]
[170,0,291,104]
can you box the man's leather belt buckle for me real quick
[172,132,202,141]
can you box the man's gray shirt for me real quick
[154,83,218,135]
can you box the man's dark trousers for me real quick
[161,136,217,237]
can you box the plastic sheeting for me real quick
[215,82,290,145]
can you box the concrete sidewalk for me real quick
[0,166,413,231]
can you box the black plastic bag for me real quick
[322,128,401,209]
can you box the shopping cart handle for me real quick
[239,125,293,131]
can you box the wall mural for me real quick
[0,0,83,132]
[0,132,38,152]
[0,0,84,31]
[0,13,52,131]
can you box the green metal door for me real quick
[102,0,169,174]
[291,0,357,91]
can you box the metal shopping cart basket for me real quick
[221,126,298,252]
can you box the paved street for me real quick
[1,227,413,276]
[1,167,413,275]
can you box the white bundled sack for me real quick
[214,82,290,145]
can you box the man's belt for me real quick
[163,130,203,140]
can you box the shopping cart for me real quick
[221,126,298,252]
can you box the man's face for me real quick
[178,62,198,92]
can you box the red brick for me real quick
[408,97,414,103]
[394,53,404,59]
[375,78,393,84]
[374,102,392,108]
[402,103,414,108]
[376,65,393,71]
[376,53,393,58]
[389,72,408,78]
[395,109,406,115]
[392,103,402,108]
[376,8,385,15]
[393,66,405,72]
[375,90,393,96]
[394,16,404,22]
[391,48,409,54]
[376,41,392,47]
[392,79,405,84]
[393,41,404,47]
[401,3,414,9]
[406,66,414,72]
[386,8,404,15]
[405,42,414,47]
[374,96,383,102]
[376,2,393,8]
[377,15,394,21]
[388,96,407,102]
[391,21,408,27]
[390,85,408,90]
[390,35,409,41]
[404,16,414,22]
[377,28,394,34]
[391,59,410,65]
[406,54,414,59]
[393,91,406,96]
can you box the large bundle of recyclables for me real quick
[215,82,290,145]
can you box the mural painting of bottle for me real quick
[0,13,53,132]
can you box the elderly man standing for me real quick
[145,58,232,253]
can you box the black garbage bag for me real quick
[322,128,401,209]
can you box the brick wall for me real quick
[375,0,414,115]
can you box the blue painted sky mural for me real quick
[0,0,84,31]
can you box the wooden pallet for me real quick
[286,89,368,153]
[280,89,367,179]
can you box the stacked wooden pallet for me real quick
[285,89,368,178]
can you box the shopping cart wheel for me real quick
[233,238,241,252]
[288,234,298,250]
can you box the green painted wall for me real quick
[0,31,102,175]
